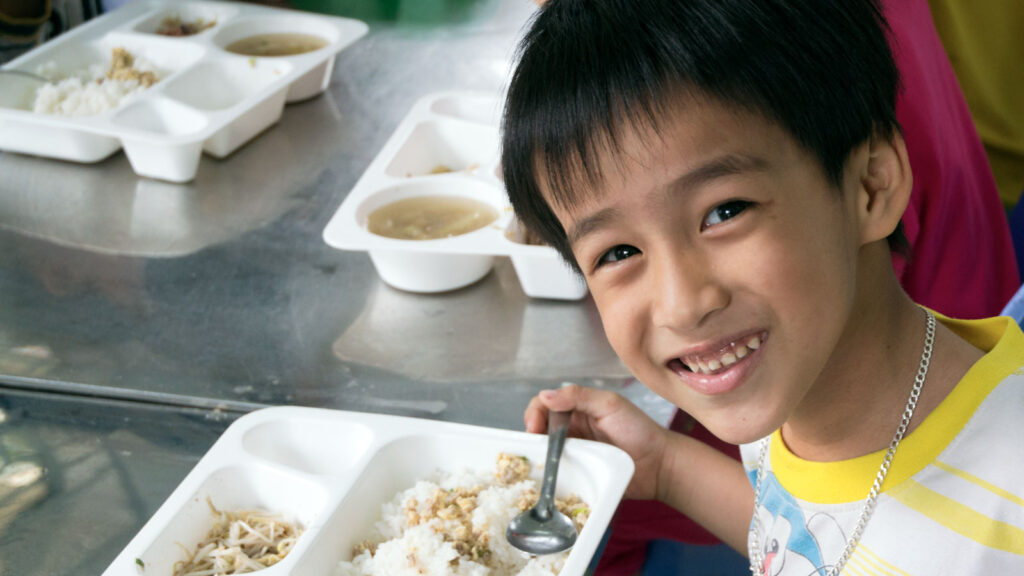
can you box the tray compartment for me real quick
[385,120,498,179]
[241,415,374,477]
[93,30,207,82]
[354,178,509,293]
[0,118,121,161]
[161,58,293,158]
[322,92,590,301]
[163,59,291,112]
[505,218,587,300]
[204,85,288,158]
[113,97,208,181]
[132,1,240,37]
[111,96,208,134]
[292,431,613,576]
[10,33,203,123]
[429,93,503,126]
[46,31,207,86]
[509,250,586,301]
[211,14,344,102]
[130,464,327,576]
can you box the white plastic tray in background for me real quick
[322,91,589,301]
[101,406,634,576]
[0,0,367,183]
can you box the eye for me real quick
[702,200,752,230]
[596,244,640,267]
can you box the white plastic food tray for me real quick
[322,91,588,300]
[0,0,367,183]
[101,405,634,576]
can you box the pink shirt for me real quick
[887,0,1019,318]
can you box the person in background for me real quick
[0,0,49,63]
[0,0,109,64]
[864,0,1018,321]
[927,1,1024,211]
[590,0,1020,573]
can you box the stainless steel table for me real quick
[0,388,238,576]
[0,2,670,573]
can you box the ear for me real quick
[855,131,912,246]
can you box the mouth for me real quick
[667,332,767,376]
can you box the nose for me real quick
[649,247,729,330]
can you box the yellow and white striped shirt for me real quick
[741,314,1024,575]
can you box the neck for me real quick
[781,251,941,461]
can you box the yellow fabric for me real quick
[770,313,1024,504]
[846,544,915,576]
[928,1,1024,207]
[931,460,1024,508]
[887,479,1024,554]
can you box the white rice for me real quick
[335,459,584,576]
[32,52,161,116]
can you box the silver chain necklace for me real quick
[748,309,935,576]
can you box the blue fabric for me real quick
[1007,196,1024,325]
[1001,284,1024,325]
[1011,195,1024,282]
[642,540,749,575]
[586,527,613,575]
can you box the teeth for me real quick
[679,333,764,375]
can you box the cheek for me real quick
[752,201,858,299]
[592,289,649,367]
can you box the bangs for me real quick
[502,0,899,267]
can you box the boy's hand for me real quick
[525,383,669,501]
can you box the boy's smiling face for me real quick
[546,97,869,445]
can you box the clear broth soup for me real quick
[225,33,327,56]
[367,196,498,240]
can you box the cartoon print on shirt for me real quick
[749,470,847,575]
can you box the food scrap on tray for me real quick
[154,16,216,37]
[336,453,589,576]
[172,497,303,576]
[32,47,161,116]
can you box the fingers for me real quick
[524,395,550,434]
[544,383,625,419]
[523,383,625,434]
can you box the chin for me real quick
[697,415,775,446]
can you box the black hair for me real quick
[502,0,908,269]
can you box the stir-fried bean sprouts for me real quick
[172,498,302,576]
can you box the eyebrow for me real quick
[565,152,769,246]
[673,153,769,193]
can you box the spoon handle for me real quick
[0,70,47,82]
[536,410,571,520]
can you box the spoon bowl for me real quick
[506,409,578,555]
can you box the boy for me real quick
[502,0,1024,574]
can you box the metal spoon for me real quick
[506,409,578,555]
[0,70,47,110]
